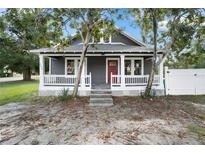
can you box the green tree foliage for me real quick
[48,8,116,97]
[0,9,63,80]
[160,9,205,68]
[130,8,167,97]
[130,8,204,96]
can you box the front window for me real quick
[134,60,142,75]
[124,59,143,75]
[67,60,75,75]
[125,60,131,75]
[66,59,85,75]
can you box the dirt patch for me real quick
[0,96,204,144]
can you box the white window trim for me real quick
[124,57,144,75]
[106,57,120,83]
[65,57,87,76]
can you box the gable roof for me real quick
[30,27,166,54]
[70,28,148,47]
[119,30,148,47]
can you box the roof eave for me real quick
[119,30,149,48]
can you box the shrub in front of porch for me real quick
[58,88,72,103]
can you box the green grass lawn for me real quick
[0,80,39,105]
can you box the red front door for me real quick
[108,60,118,83]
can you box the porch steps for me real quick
[89,90,113,106]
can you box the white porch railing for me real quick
[111,74,160,87]
[43,73,92,88]
[111,74,122,86]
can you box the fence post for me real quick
[194,73,197,95]
[164,66,169,95]
[159,60,164,89]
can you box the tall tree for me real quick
[130,8,167,97]
[129,9,152,44]
[130,8,204,97]
[1,9,62,80]
[49,8,116,97]
[144,9,165,97]
[163,9,205,69]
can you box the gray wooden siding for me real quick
[51,57,65,75]
[50,56,153,82]
[112,33,139,46]
[144,58,152,75]
[87,56,106,84]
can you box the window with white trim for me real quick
[66,60,75,75]
[66,58,80,75]
[92,35,111,44]
[125,60,131,75]
[134,60,142,75]
[66,58,87,75]
[124,58,143,75]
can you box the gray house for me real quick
[31,30,165,97]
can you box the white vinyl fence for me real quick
[165,67,205,95]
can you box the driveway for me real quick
[0,97,204,145]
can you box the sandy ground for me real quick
[0,97,204,145]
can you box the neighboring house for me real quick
[31,30,165,96]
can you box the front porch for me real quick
[42,74,160,89]
[39,54,164,96]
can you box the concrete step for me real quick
[89,97,113,106]
[91,90,112,94]
[90,93,112,98]
[90,88,113,106]
[89,103,113,107]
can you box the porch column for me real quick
[39,54,45,88]
[120,55,125,88]
[49,57,51,75]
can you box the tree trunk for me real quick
[23,68,31,81]
[72,27,91,98]
[144,68,155,97]
[72,44,89,97]
[142,13,147,43]
[144,9,157,97]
